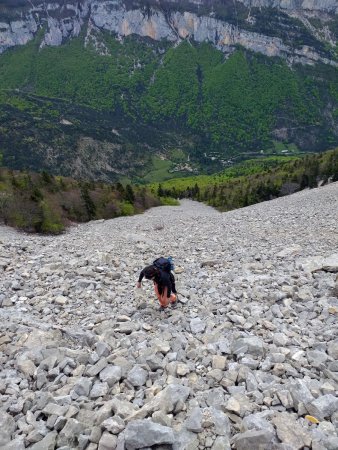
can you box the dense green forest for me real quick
[0,32,337,180]
[153,149,338,210]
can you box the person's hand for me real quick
[136,282,141,288]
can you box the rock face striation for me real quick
[0,182,338,449]
[0,0,336,65]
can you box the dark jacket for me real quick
[138,265,177,298]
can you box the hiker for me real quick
[136,257,177,309]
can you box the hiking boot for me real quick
[159,306,168,312]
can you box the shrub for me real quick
[39,200,64,233]
[120,201,135,216]
[160,197,180,206]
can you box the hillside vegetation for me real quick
[0,32,337,179]
[0,160,176,233]
[0,149,337,233]
[153,149,338,210]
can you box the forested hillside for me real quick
[0,160,175,233]
[0,31,337,180]
[154,148,338,210]
[1,149,336,234]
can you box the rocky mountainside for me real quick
[0,0,337,64]
[0,1,337,180]
[1,183,338,449]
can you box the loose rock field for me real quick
[1,183,338,450]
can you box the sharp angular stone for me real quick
[232,336,264,356]
[28,431,58,450]
[86,358,108,377]
[212,435,231,450]
[56,418,86,448]
[289,380,314,410]
[185,408,203,433]
[98,431,118,450]
[124,419,174,450]
[232,429,275,450]
[99,365,122,386]
[306,395,338,421]
[127,365,148,387]
[190,318,206,334]
[272,413,312,449]
[73,377,93,397]
[0,411,16,446]
[90,381,109,399]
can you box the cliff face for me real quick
[0,1,337,180]
[0,0,336,65]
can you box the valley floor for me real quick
[0,183,338,449]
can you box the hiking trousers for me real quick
[154,283,176,308]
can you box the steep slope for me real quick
[0,0,337,180]
[0,183,338,448]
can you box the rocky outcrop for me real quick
[237,0,338,13]
[0,0,336,66]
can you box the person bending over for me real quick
[137,264,177,309]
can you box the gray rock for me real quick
[0,411,16,446]
[151,411,172,427]
[218,339,231,354]
[17,356,36,377]
[28,431,58,450]
[306,394,338,421]
[90,381,109,399]
[96,341,111,358]
[90,426,102,443]
[272,413,311,449]
[73,377,93,397]
[289,380,314,410]
[42,403,68,416]
[232,429,275,450]
[145,354,164,370]
[56,418,86,447]
[114,322,136,334]
[99,365,122,386]
[127,365,148,387]
[78,434,90,450]
[111,399,136,419]
[172,427,199,450]
[232,336,264,356]
[212,435,231,450]
[206,407,231,436]
[327,340,338,359]
[98,431,118,450]
[185,408,203,433]
[102,416,125,434]
[322,254,338,272]
[124,419,174,449]
[86,358,108,377]
[159,384,190,414]
[273,333,288,346]
[190,318,206,334]
[241,412,275,434]
[1,437,25,450]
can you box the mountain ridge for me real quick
[0,0,337,180]
[0,0,337,65]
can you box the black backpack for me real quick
[153,257,174,273]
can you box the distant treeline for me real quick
[155,149,338,210]
[0,164,175,233]
[1,149,337,233]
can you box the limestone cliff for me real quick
[0,0,336,65]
